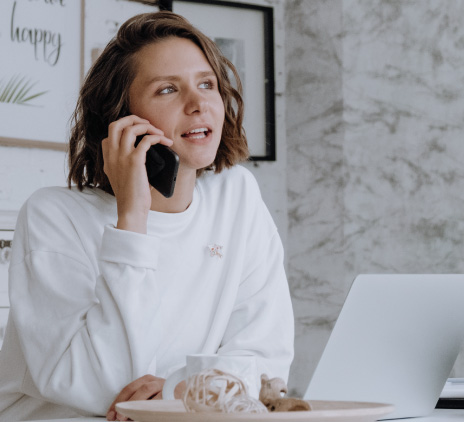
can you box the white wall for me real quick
[0,146,67,212]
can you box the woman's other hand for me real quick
[106,374,165,421]
[101,115,173,233]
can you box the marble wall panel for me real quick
[343,0,464,277]
[286,0,464,396]
[285,0,345,395]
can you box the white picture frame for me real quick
[0,0,82,150]
[83,0,160,74]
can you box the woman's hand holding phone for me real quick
[101,115,173,234]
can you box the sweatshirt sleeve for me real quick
[217,195,294,383]
[8,192,163,416]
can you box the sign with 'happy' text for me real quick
[0,0,81,148]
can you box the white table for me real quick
[26,408,464,421]
[419,409,464,420]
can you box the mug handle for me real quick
[162,366,187,400]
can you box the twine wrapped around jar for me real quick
[182,368,267,414]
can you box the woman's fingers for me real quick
[106,115,167,157]
[107,375,166,421]
[106,115,148,158]
[102,115,174,232]
[131,133,173,156]
[127,379,165,401]
[118,124,161,155]
[103,116,152,180]
[107,115,162,147]
[104,114,173,166]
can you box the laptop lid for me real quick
[304,274,464,419]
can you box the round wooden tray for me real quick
[116,399,394,422]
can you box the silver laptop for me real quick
[304,274,464,419]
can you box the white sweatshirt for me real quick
[0,165,294,421]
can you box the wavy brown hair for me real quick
[67,11,249,194]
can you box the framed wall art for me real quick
[83,0,160,74]
[0,0,82,150]
[0,0,161,150]
[161,0,276,160]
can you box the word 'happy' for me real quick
[10,0,63,66]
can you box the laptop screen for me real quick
[304,274,464,419]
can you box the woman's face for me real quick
[129,37,225,173]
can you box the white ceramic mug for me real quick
[162,354,259,400]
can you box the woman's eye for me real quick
[158,86,176,95]
[199,80,214,89]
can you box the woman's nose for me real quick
[184,88,208,115]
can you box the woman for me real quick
[0,11,294,421]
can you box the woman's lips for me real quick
[181,127,212,142]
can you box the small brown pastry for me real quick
[264,397,311,412]
[259,374,311,412]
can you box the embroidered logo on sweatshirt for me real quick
[207,244,223,258]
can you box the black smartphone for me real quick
[134,135,179,198]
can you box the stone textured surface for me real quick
[286,0,464,396]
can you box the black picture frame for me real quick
[159,0,276,161]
